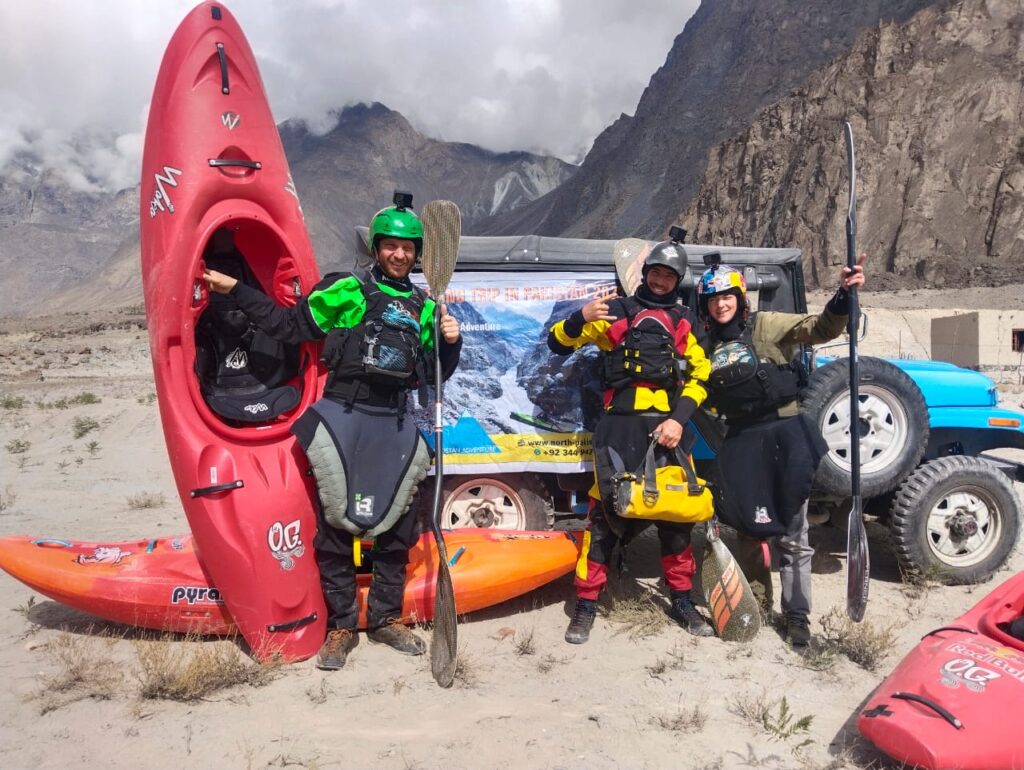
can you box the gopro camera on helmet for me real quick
[668,224,688,244]
[702,251,722,270]
[392,190,413,211]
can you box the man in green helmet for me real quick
[204,193,462,671]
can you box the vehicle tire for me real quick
[415,473,555,532]
[889,456,1021,584]
[801,357,928,499]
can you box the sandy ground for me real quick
[0,290,1023,770]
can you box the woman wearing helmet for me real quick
[698,255,865,650]
[204,196,462,671]
[547,240,714,644]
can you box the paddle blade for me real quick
[421,200,462,299]
[430,537,458,687]
[612,238,650,296]
[701,528,761,642]
[846,498,870,622]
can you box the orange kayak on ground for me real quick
[0,530,581,637]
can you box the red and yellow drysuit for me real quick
[547,294,710,600]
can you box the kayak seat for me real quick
[196,249,301,424]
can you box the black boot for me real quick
[316,628,357,671]
[367,619,426,656]
[565,599,597,644]
[785,612,811,649]
[669,592,714,637]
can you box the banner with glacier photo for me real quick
[411,272,617,474]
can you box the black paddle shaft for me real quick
[430,308,446,540]
[844,122,861,493]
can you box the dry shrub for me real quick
[729,689,772,727]
[798,644,840,672]
[71,416,100,439]
[135,637,281,700]
[513,627,536,656]
[817,607,896,672]
[5,438,30,455]
[1,393,25,411]
[729,691,813,745]
[453,648,479,688]
[392,676,410,695]
[306,679,330,705]
[691,760,725,770]
[14,595,37,618]
[36,632,125,714]
[651,704,707,733]
[0,485,16,513]
[606,594,669,640]
[899,564,948,616]
[646,642,686,677]
[536,653,570,674]
[126,491,166,510]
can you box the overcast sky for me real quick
[0,0,699,193]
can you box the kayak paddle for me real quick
[612,238,651,296]
[843,121,870,622]
[702,518,762,642]
[420,199,462,686]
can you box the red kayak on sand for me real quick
[0,531,581,636]
[857,571,1024,770]
[140,2,325,660]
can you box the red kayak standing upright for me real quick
[140,2,326,660]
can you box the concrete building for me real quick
[931,311,1024,382]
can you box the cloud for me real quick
[0,0,698,191]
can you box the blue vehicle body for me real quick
[815,356,1024,468]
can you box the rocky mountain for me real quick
[0,158,138,315]
[1,103,574,316]
[682,0,1024,288]
[279,103,575,272]
[478,0,947,241]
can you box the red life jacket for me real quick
[602,298,694,394]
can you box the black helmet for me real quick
[643,240,690,286]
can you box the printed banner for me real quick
[411,271,615,474]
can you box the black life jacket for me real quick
[320,269,428,397]
[602,298,691,393]
[195,250,301,423]
[707,312,801,420]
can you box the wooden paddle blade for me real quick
[430,538,458,688]
[701,531,761,642]
[846,498,870,622]
[612,238,650,296]
[421,200,462,299]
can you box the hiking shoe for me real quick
[670,593,715,637]
[785,613,812,649]
[367,620,426,656]
[316,629,357,671]
[565,599,597,644]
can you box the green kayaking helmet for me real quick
[367,205,423,257]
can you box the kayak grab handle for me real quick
[208,159,262,170]
[267,612,317,633]
[216,43,229,94]
[921,625,978,639]
[891,692,963,730]
[190,480,244,498]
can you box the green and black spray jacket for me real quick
[230,266,462,405]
